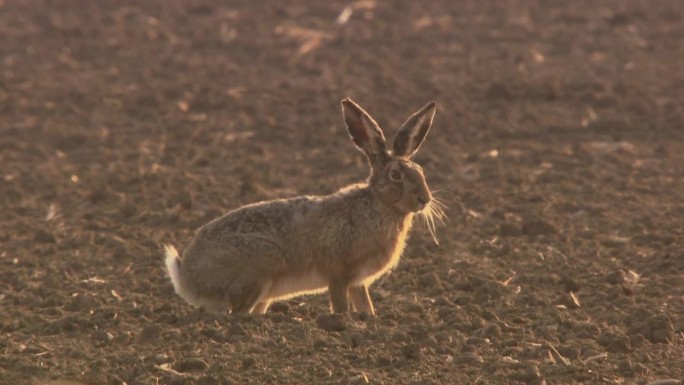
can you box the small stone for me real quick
[151,354,169,365]
[173,190,193,210]
[269,302,290,314]
[357,311,372,322]
[65,294,98,312]
[90,330,113,344]
[437,307,459,324]
[466,336,490,346]
[560,275,581,292]
[486,82,512,101]
[434,296,454,307]
[199,327,224,341]
[402,343,422,360]
[483,323,502,338]
[598,332,631,353]
[316,314,347,332]
[501,347,522,357]
[633,362,649,375]
[651,328,675,344]
[628,313,675,344]
[269,312,287,323]
[512,365,541,383]
[499,222,523,237]
[630,334,647,348]
[573,322,601,339]
[118,204,137,218]
[454,353,484,365]
[617,358,634,376]
[417,273,443,289]
[241,357,256,369]
[375,355,392,367]
[522,217,558,236]
[470,316,485,330]
[34,229,56,243]
[482,310,499,321]
[313,338,328,350]
[605,270,626,285]
[113,331,132,344]
[649,315,676,343]
[407,325,429,341]
[405,302,425,313]
[174,358,208,372]
[139,324,162,343]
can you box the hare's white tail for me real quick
[164,244,188,300]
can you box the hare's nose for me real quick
[417,197,428,211]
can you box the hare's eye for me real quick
[389,169,402,181]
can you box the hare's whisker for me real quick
[431,189,451,194]
[431,196,448,209]
[429,199,447,223]
[420,200,445,245]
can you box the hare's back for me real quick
[182,196,316,270]
[200,196,318,236]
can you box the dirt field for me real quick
[1,1,683,384]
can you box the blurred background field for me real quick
[0,1,682,384]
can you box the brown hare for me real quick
[164,99,445,314]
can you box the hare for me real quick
[164,98,445,315]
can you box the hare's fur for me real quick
[165,99,444,314]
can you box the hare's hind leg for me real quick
[230,279,273,314]
[250,280,273,314]
[229,285,262,313]
[251,300,271,314]
[349,285,375,315]
[185,234,282,314]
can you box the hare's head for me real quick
[341,99,446,240]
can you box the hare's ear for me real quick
[341,99,387,158]
[392,102,436,158]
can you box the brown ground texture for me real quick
[1,1,683,384]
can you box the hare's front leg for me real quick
[328,279,351,313]
[349,285,375,315]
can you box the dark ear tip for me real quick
[427,101,437,109]
[341,98,354,106]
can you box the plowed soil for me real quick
[1,1,683,384]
